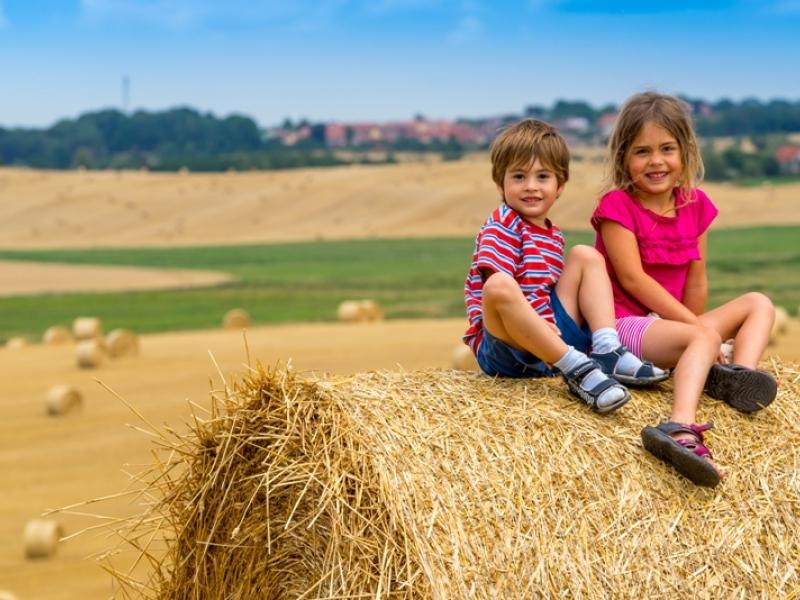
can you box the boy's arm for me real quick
[682,233,709,315]
[599,221,700,324]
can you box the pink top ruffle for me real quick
[592,188,718,317]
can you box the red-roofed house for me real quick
[775,145,800,175]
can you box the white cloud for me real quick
[774,0,800,11]
[364,0,443,12]
[79,0,344,29]
[446,15,484,43]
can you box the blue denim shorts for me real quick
[476,288,591,378]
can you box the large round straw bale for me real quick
[452,343,479,371]
[43,325,72,345]
[73,317,103,341]
[46,384,82,416]
[0,591,19,600]
[76,338,105,368]
[358,299,384,322]
[223,308,251,330]
[337,300,363,323]
[23,519,64,559]
[107,365,800,598]
[106,329,139,358]
[5,337,27,349]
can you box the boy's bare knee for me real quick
[567,244,604,265]
[482,272,518,303]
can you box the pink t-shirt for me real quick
[592,188,718,318]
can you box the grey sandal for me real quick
[641,422,720,487]
[561,360,630,414]
[704,363,777,413]
[591,345,669,386]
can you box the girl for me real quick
[592,92,777,487]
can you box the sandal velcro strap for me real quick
[561,359,630,414]
[590,345,669,387]
[641,421,720,487]
[655,421,715,460]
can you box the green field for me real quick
[0,226,798,341]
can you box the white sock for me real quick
[554,347,627,410]
[591,327,620,354]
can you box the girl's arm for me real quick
[682,232,709,315]
[599,220,700,324]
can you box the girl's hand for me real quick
[719,339,734,364]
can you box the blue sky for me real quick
[1,0,799,128]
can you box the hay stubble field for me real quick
[1,159,800,599]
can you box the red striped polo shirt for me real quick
[463,203,565,353]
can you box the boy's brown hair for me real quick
[606,91,704,199]
[490,119,570,189]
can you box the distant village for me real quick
[266,113,617,150]
[266,103,800,176]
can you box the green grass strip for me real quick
[0,227,797,341]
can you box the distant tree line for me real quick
[2,98,800,173]
[0,107,347,171]
[524,97,800,137]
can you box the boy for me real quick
[463,119,667,413]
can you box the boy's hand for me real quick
[547,321,561,336]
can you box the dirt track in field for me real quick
[0,260,231,296]
[1,161,799,599]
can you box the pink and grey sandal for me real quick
[641,421,721,487]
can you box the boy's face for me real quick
[498,157,564,228]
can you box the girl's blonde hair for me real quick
[606,92,704,200]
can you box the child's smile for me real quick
[627,120,683,206]
[499,158,563,228]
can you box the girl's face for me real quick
[626,120,683,204]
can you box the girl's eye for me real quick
[635,148,648,156]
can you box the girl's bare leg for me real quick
[639,318,722,475]
[640,319,720,424]
[699,292,774,368]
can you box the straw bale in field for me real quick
[46,384,82,416]
[106,329,139,358]
[5,337,27,349]
[43,325,72,345]
[452,342,479,371]
[23,519,63,559]
[73,317,103,341]
[76,338,105,368]
[337,299,384,323]
[223,308,251,330]
[359,299,384,321]
[336,299,362,322]
[104,359,800,599]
